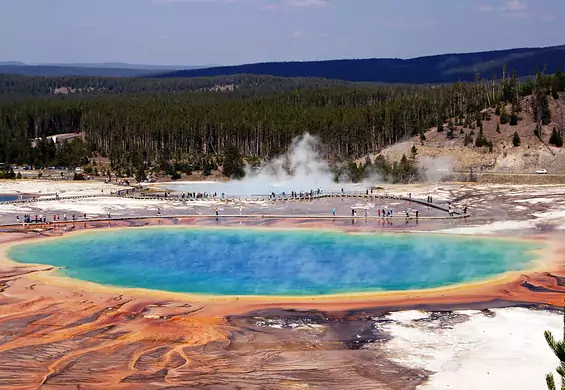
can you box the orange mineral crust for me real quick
[0,222,563,388]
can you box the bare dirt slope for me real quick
[378,93,565,174]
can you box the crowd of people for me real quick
[10,186,467,227]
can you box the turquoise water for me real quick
[7,228,542,296]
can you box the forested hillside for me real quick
[154,45,565,84]
[0,69,563,181]
[0,65,164,78]
[0,74,349,98]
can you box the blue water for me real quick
[7,228,542,296]
[0,195,23,202]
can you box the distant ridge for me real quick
[152,45,565,83]
[0,63,211,77]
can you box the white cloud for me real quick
[501,0,527,13]
[286,0,329,7]
[261,0,329,10]
[153,0,236,4]
[477,4,493,12]
[292,30,304,38]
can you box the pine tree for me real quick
[550,128,563,147]
[222,144,245,179]
[496,123,501,133]
[437,121,444,133]
[500,106,510,125]
[509,104,519,126]
[512,132,521,147]
[545,306,565,390]
[410,145,418,161]
[533,93,552,125]
[475,128,489,147]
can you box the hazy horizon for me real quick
[1,0,563,66]
[3,42,564,68]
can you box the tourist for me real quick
[378,209,381,217]
[415,210,419,219]
[464,206,468,214]
[215,208,219,216]
[332,208,336,216]
[16,215,19,223]
[157,208,161,216]
[364,209,368,218]
[64,213,67,222]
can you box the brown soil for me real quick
[377,93,565,175]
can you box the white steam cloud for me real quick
[240,133,342,193]
[418,156,455,183]
[160,133,375,195]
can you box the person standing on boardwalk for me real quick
[215,208,219,216]
[332,208,336,216]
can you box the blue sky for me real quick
[1,0,563,66]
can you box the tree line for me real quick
[0,74,349,99]
[0,70,563,181]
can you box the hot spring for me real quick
[7,228,542,296]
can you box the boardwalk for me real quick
[0,190,464,214]
[0,189,469,229]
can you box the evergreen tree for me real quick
[475,128,489,147]
[373,155,391,181]
[410,145,418,161]
[496,123,501,133]
[552,68,562,99]
[464,133,473,146]
[509,104,519,126]
[500,106,510,125]
[533,92,552,125]
[222,144,245,179]
[545,306,565,390]
[550,128,563,147]
[512,132,521,147]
